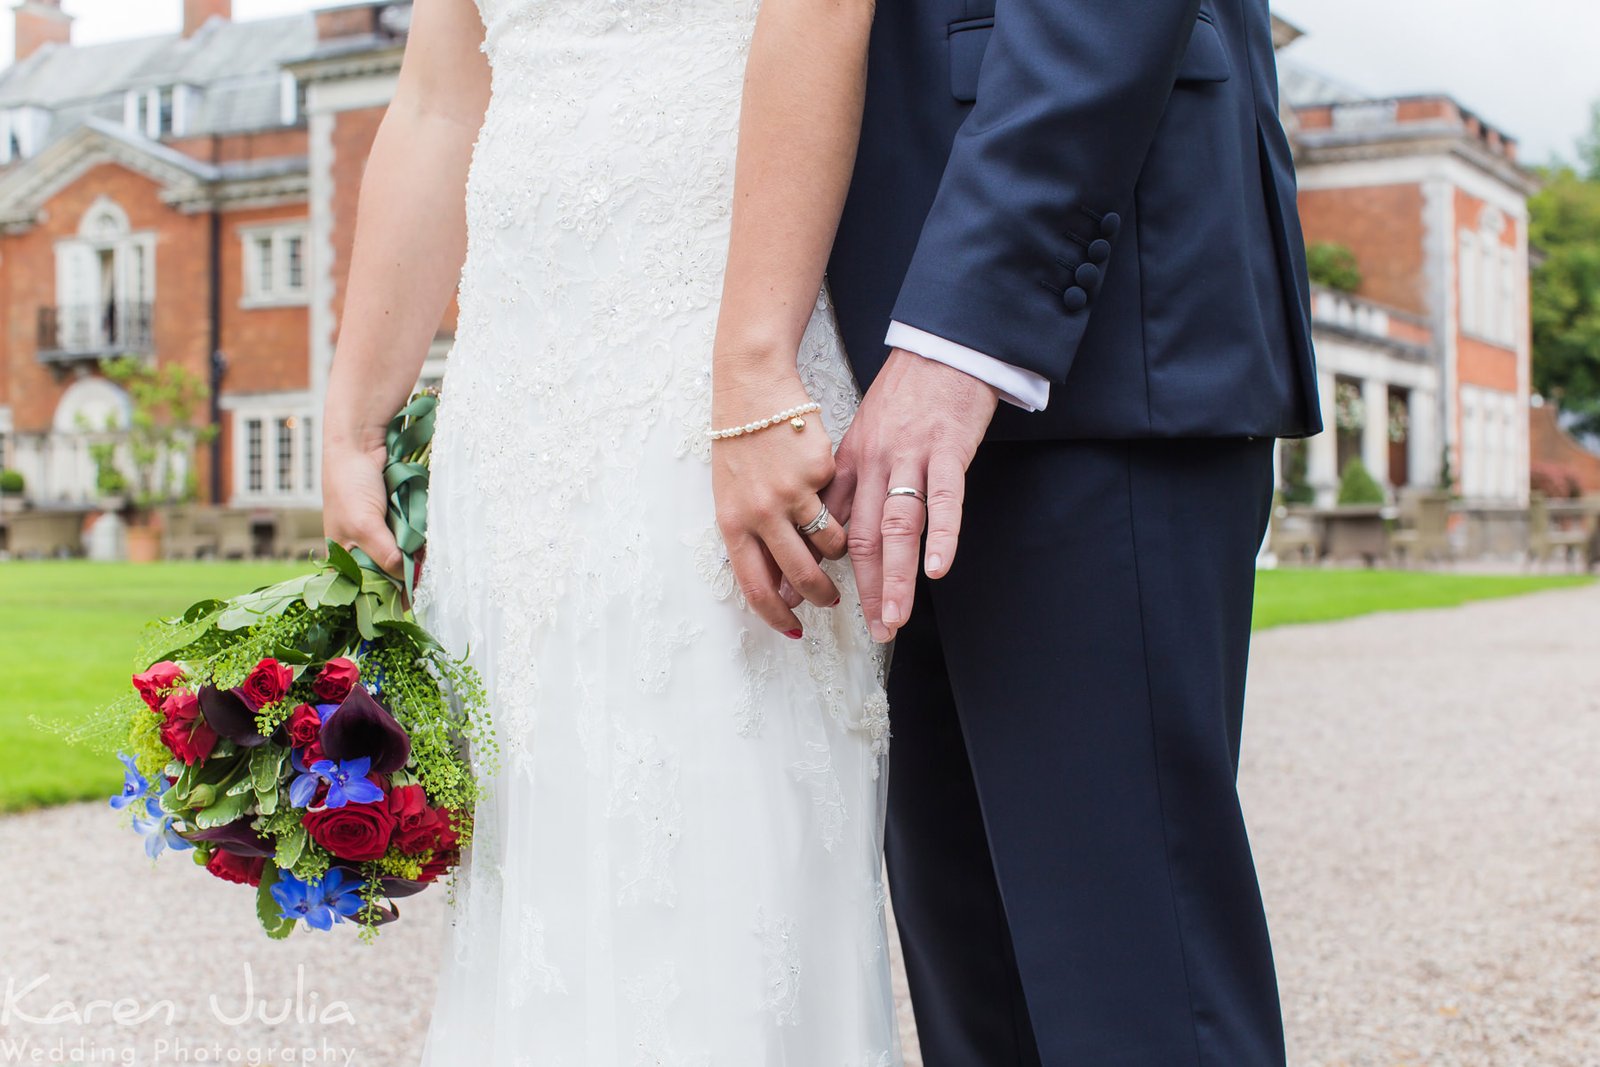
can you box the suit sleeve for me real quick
[889,0,1204,385]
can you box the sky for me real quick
[3,0,1597,167]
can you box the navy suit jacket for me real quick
[828,0,1323,442]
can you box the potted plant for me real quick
[99,355,219,563]
[0,468,22,512]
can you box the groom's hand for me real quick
[824,348,999,642]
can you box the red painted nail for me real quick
[831,596,842,607]
[785,629,803,640]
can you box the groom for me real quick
[822,0,1321,1063]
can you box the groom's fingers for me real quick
[846,469,889,643]
[923,450,966,580]
[879,465,927,634]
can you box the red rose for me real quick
[302,801,397,862]
[286,703,322,747]
[205,849,266,887]
[300,739,327,766]
[412,808,464,871]
[240,658,294,709]
[417,847,459,883]
[132,661,186,711]
[158,690,217,764]
[394,811,443,855]
[386,785,432,833]
[313,658,361,702]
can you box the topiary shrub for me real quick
[0,468,22,495]
[1337,456,1386,505]
[1307,241,1363,293]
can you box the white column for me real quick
[1362,377,1390,488]
[1308,370,1339,504]
[1409,389,1438,489]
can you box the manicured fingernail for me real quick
[883,601,900,627]
[927,554,942,574]
[785,628,803,640]
[831,596,842,607]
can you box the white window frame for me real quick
[228,397,318,505]
[239,222,310,308]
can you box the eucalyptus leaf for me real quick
[275,824,308,870]
[355,593,378,641]
[325,539,364,584]
[250,746,286,795]
[193,789,253,828]
[256,863,296,939]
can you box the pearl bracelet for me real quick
[707,400,822,440]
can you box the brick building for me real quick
[0,2,1551,533]
[0,0,449,518]
[1283,79,1538,505]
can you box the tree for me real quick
[1530,101,1600,436]
[1305,241,1363,293]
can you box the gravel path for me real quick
[3,581,1597,1065]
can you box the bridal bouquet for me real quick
[96,390,494,941]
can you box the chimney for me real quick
[182,0,231,38]
[13,0,73,63]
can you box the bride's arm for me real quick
[321,0,490,579]
[711,0,875,637]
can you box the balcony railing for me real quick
[37,301,155,363]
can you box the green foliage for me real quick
[1530,102,1600,435]
[0,468,25,494]
[1306,241,1363,293]
[1337,456,1386,506]
[1278,440,1315,505]
[99,355,218,512]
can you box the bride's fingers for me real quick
[791,494,848,562]
[765,524,841,609]
[728,536,803,635]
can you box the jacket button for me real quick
[1061,286,1089,312]
[1087,239,1111,263]
[1075,263,1101,289]
[1099,212,1122,239]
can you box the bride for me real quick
[319,0,900,1061]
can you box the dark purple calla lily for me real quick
[178,817,276,857]
[319,684,411,774]
[197,684,272,747]
[378,876,429,898]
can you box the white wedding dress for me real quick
[407,0,899,1062]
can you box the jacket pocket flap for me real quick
[1176,15,1231,83]
[948,17,993,103]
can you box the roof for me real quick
[0,12,315,146]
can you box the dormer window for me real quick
[124,85,194,139]
[0,106,51,163]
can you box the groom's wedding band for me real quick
[886,486,928,505]
[797,503,832,536]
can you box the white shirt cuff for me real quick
[884,321,1051,412]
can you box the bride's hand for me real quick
[321,440,412,585]
[712,376,847,638]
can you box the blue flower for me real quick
[109,752,150,810]
[270,867,367,931]
[131,797,193,860]
[288,755,384,810]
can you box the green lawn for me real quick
[0,561,1592,813]
[1252,568,1592,630]
[1,560,306,814]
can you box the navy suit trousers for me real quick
[885,436,1286,1066]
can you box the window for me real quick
[240,224,310,306]
[275,418,295,493]
[235,407,315,502]
[245,418,264,494]
[302,415,316,493]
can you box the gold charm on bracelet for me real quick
[707,401,822,440]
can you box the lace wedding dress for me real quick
[407,0,899,1062]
